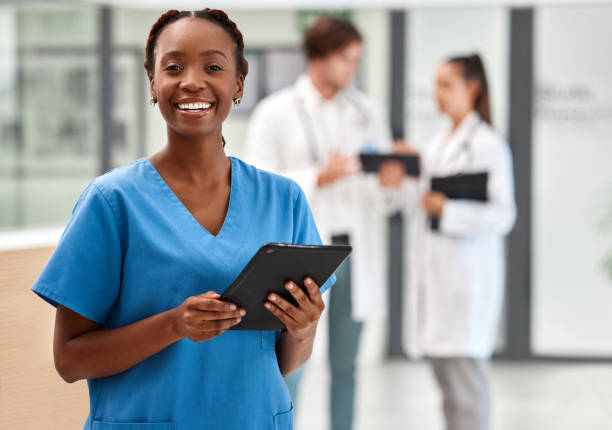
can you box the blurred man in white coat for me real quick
[244,16,400,430]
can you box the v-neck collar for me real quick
[433,111,481,171]
[143,156,238,240]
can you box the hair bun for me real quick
[469,54,483,66]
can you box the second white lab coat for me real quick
[400,112,516,358]
[244,75,395,320]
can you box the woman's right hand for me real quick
[52,292,245,382]
[172,291,246,342]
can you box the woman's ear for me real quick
[148,74,157,104]
[466,80,481,103]
[234,74,245,101]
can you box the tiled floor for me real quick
[293,360,612,430]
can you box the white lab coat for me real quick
[400,112,516,358]
[244,74,396,320]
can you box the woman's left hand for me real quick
[265,277,325,342]
[422,191,447,217]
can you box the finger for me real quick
[191,296,239,312]
[199,316,243,333]
[264,300,297,328]
[267,293,301,321]
[339,154,356,163]
[337,157,357,172]
[390,164,405,178]
[381,161,404,181]
[345,157,362,174]
[285,281,310,307]
[203,290,220,298]
[378,160,394,171]
[303,277,324,308]
[196,309,246,321]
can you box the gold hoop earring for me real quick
[233,98,242,106]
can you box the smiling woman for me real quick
[144,9,248,150]
[30,8,332,430]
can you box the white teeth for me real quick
[177,102,212,110]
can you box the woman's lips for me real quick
[174,102,214,117]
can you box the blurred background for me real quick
[1,0,612,429]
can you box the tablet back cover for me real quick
[222,243,351,330]
[359,153,420,176]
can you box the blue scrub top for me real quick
[32,157,334,430]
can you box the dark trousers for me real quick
[284,235,363,430]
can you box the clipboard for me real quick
[221,243,352,330]
[359,153,421,176]
[431,172,488,201]
[429,172,489,231]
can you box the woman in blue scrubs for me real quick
[32,9,332,430]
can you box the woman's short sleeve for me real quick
[291,186,336,294]
[31,183,122,324]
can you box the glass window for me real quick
[0,4,99,230]
[532,5,612,356]
[406,8,509,147]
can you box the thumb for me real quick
[203,291,221,298]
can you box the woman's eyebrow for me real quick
[160,50,185,61]
[200,50,228,59]
[160,50,228,61]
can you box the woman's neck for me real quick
[150,128,229,186]
[450,110,472,132]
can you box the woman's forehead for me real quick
[437,62,462,78]
[156,17,234,59]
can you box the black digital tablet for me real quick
[359,153,421,176]
[221,243,352,330]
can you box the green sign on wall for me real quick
[296,10,354,35]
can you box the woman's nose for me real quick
[180,68,206,91]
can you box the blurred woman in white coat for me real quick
[381,54,516,430]
[245,16,398,430]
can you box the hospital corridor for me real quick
[1,1,612,429]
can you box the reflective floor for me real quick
[294,360,612,430]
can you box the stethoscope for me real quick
[437,115,482,173]
[428,116,483,231]
[293,91,371,165]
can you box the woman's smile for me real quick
[174,98,216,117]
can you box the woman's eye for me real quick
[165,65,181,72]
[208,65,222,72]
